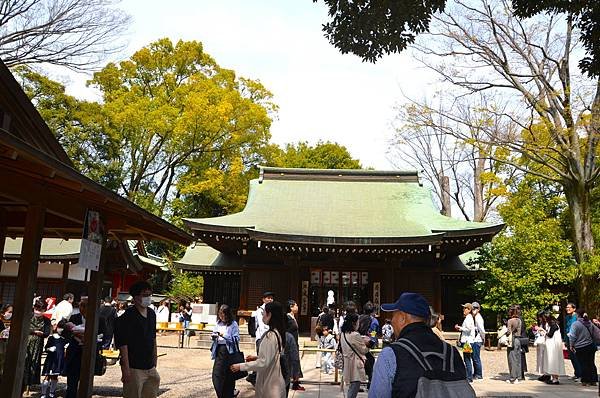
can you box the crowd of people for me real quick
[220,293,600,398]
[0,281,161,398]
[3,283,600,398]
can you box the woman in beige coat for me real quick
[231,301,286,398]
[340,312,369,398]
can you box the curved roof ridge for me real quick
[259,166,421,183]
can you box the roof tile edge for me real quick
[259,166,420,184]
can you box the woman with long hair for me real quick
[211,304,240,398]
[285,299,304,391]
[231,301,286,398]
[340,312,369,398]
[24,299,51,395]
[429,309,445,341]
[544,313,565,385]
[533,311,548,381]
[506,305,522,384]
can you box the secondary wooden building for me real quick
[1,238,169,302]
[0,59,192,398]
[179,167,503,332]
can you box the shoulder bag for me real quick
[334,338,344,370]
[227,338,249,381]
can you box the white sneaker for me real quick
[513,379,521,384]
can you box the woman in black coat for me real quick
[286,300,304,391]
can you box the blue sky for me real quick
[61,0,434,169]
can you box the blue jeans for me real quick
[472,342,483,379]
[347,381,361,398]
[463,352,473,382]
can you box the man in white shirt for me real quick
[254,291,274,346]
[51,293,75,325]
[472,302,486,380]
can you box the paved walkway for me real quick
[21,334,598,397]
[280,348,599,398]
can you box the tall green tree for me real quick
[88,38,276,216]
[473,177,577,323]
[14,66,122,190]
[271,141,362,169]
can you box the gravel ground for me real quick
[22,334,600,398]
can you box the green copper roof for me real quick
[174,243,242,270]
[184,168,503,243]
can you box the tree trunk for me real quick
[473,155,485,222]
[439,175,452,217]
[564,180,599,314]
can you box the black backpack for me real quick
[390,338,476,398]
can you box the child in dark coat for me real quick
[41,320,68,398]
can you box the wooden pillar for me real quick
[62,260,70,295]
[288,256,300,302]
[0,205,45,398]
[77,240,106,398]
[384,259,395,303]
[433,269,442,313]
[239,265,248,310]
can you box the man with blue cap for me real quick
[368,292,468,398]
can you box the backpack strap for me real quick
[343,333,365,364]
[443,341,455,373]
[269,329,283,353]
[393,338,432,371]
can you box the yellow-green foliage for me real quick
[473,177,577,324]
[166,270,204,303]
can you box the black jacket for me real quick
[98,305,117,337]
[389,322,467,398]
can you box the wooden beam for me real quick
[78,239,106,398]
[0,205,45,398]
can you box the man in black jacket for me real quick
[99,296,117,349]
[368,292,468,398]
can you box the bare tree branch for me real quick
[0,0,130,70]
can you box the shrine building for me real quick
[176,167,503,332]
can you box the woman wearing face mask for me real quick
[0,304,13,378]
[230,301,287,398]
[24,300,51,395]
[41,320,68,398]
